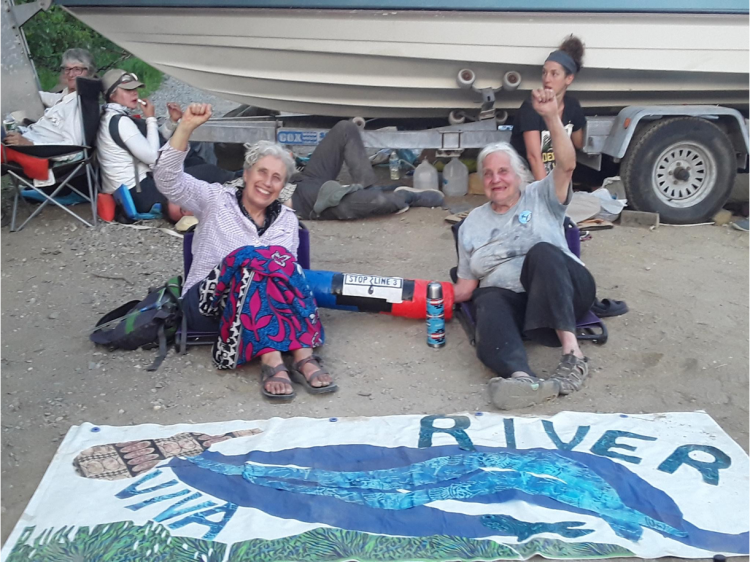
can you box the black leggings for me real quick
[472,242,596,378]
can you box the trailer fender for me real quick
[602,105,749,163]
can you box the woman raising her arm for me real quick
[510,35,586,181]
[454,88,596,411]
[154,103,337,402]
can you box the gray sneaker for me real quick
[550,354,589,395]
[489,374,559,410]
[395,186,445,208]
[731,218,749,232]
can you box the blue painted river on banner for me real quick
[167,444,749,553]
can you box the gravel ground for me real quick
[2,77,748,558]
[148,75,241,120]
[2,202,748,549]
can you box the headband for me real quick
[546,50,578,75]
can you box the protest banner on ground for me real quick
[2,411,748,561]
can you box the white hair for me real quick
[61,48,95,75]
[477,142,533,187]
[243,140,295,183]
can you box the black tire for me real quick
[621,117,736,224]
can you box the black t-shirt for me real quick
[510,94,586,175]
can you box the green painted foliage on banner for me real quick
[6,522,226,562]
[7,522,635,562]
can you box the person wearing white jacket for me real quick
[4,48,95,147]
[97,69,234,222]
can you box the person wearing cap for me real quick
[4,48,95,146]
[97,69,233,222]
[510,35,586,182]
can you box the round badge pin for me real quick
[519,211,532,224]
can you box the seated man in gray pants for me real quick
[289,121,443,220]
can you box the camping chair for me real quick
[175,224,312,354]
[451,217,608,346]
[2,77,101,232]
[113,184,163,221]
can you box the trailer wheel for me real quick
[621,117,736,224]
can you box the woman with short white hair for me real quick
[4,48,95,146]
[454,88,596,411]
[154,103,337,401]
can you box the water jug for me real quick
[389,151,400,180]
[413,160,439,191]
[442,157,469,196]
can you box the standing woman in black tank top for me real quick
[510,36,587,181]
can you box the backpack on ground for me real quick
[90,276,182,371]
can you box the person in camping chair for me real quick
[453,88,596,411]
[97,69,235,222]
[4,48,95,146]
[153,103,337,402]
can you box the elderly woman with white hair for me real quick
[4,48,95,146]
[453,88,596,411]
[154,103,336,401]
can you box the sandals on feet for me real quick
[445,209,471,224]
[550,354,589,396]
[289,354,338,394]
[591,298,629,318]
[260,363,295,402]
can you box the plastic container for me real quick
[413,160,439,191]
[389,151,400,180]
[97,193,116,222]
[442,157,469,196]
[3,114,18,134]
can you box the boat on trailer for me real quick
[56,0,749,119]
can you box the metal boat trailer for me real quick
[190,106,749,224]
[3,0,747,224]
[190,116,511,152]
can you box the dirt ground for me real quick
[1,191,748,546]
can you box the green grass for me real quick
[37,57,162,98]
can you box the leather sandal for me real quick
[289,354,338,394]
[591,298,629,318]
[260,363,295,402]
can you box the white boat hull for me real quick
[64,7,749,118]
